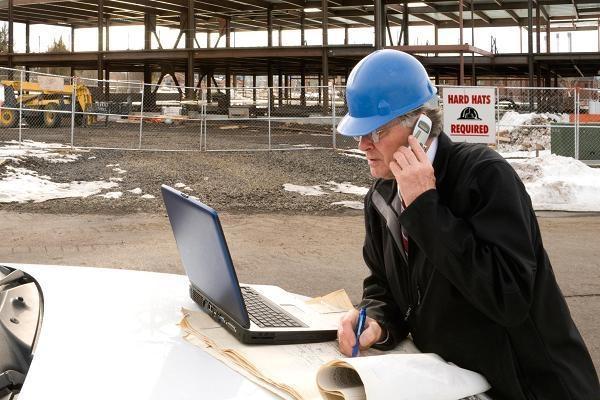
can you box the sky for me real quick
[2,138,600,212]
[4,22,599,55]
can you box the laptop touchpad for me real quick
[280,304,306,316]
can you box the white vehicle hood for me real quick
[7,263,276,400]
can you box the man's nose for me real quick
[358,135,373,151]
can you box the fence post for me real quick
[199,87,204,151]
[139,83,145,150]
[574,88,579,160]
[268,87,271,151]
[70,77,76,148]
[202,102,206,151]
[18,70,24,146]
[332,84,336,149]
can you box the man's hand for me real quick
[389,135,436,207]
[338,309,384,357]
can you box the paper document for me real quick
[181,306,415,400]
[316,354,491,400]
[180,288,490,400]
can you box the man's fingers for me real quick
[408,135,428,162]
[389,160,402,177]
[359,327,379,349]
[393,150,410,169]
[398,145,419,165]
[358,321,382,349]
[338,309,359,356]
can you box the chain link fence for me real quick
[495,87,575,156]
[73,76,144,149]
[576,88,600,161]
[0,66,598,161]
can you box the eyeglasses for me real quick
[352,121,397,144]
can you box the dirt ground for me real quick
[2,210,599,373]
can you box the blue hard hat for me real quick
[337,49,437,137]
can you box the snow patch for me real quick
[331,201,364,210]
[98,191,123,199]
[508,154,600,211]
[326,181,369,196]
[0,167,118,203]
[283,184,326,196]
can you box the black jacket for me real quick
[360,133,599,400]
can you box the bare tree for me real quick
[0,25,9,54]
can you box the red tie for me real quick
[399,198,409,254]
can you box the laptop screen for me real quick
[161,185,250,327]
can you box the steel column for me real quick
[300,64,306,106]
[106,16,110,51]
[547,17,551,53]
[98,0,104,82]
[186,0,196,98]
[374,0,385,50]
[225,17,231,48]
[267,7,273,48]
[459,0,464,85]
[225,67,231,109]
[26,22,30,54]
[8,0,13,72]
[144,13,152,50]
[322,0,329,113]
[403,1,409,46]
[344,25,349,45]
[278,71,283,106]
[471,0,476,85]
[536,0,541,53]
[434,24,438,56]
[300,11,305,45]
[528,0,534,91]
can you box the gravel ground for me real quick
[0,147,373,214]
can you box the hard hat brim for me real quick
[336,112,399,137]
[337,91,438,137]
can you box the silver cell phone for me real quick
[412,114,432,150]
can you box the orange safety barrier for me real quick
[569,114,600,123]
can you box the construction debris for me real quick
[497,112,568,152]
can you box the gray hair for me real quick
[393,98,443,138]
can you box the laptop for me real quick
[161,185,338,344]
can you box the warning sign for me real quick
[443,87,496,143]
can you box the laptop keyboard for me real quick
[241,286,304,328]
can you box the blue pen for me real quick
[352,308,367,357]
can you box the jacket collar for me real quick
[432,132,452,187]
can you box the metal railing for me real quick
[0,67,598,161]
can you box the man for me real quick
[336,49,599,400]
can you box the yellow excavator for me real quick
[0,80,96,128]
